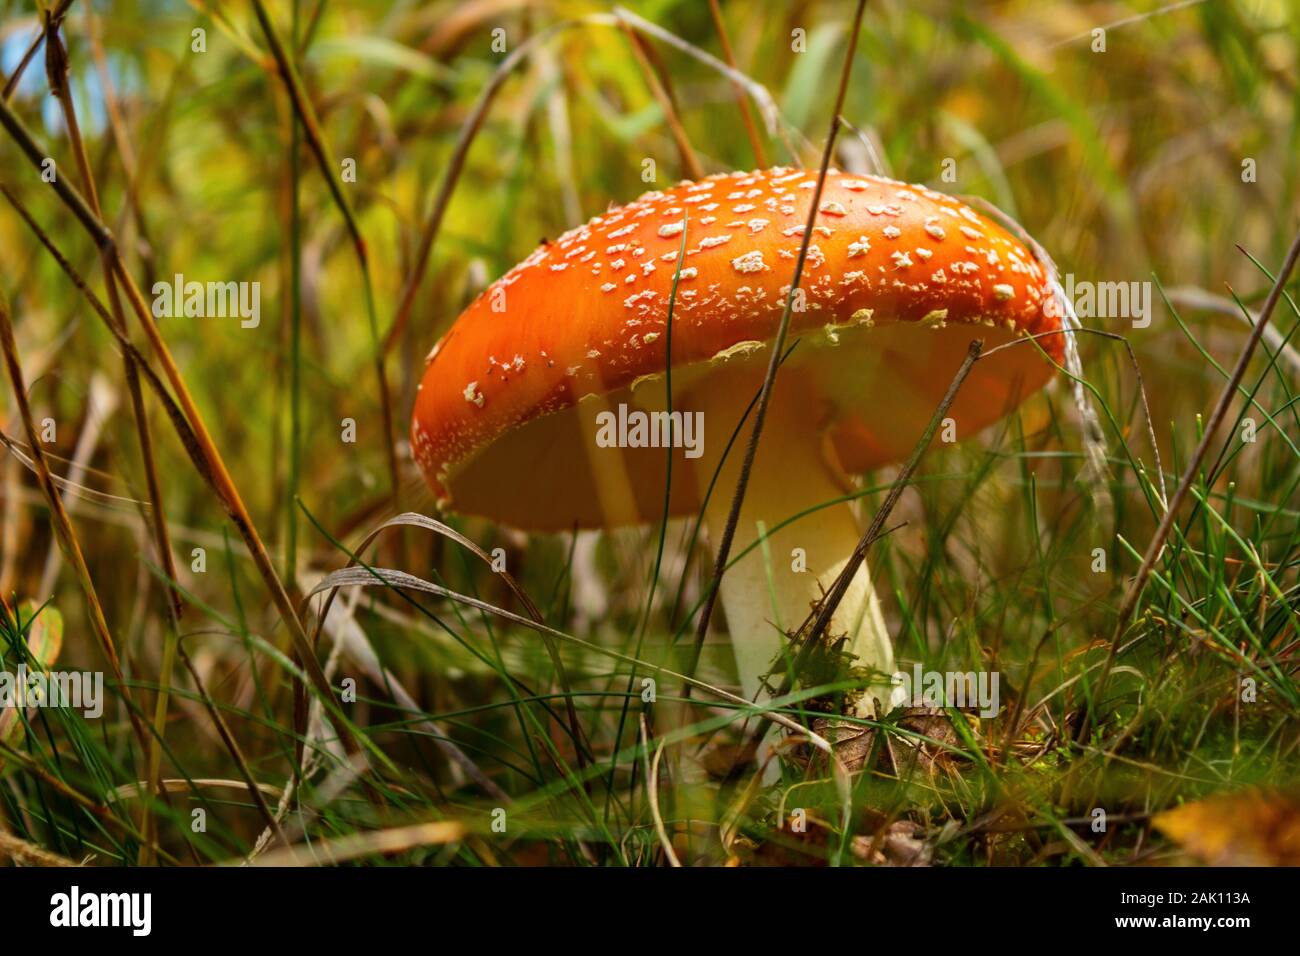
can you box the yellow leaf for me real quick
[1154,788,1300,866]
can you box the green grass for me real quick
[0,0,1296,867]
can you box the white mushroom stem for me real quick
[687,377,899,725]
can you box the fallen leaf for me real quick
[851,820,933,866]
[811,717,877,772]
[1154,788,1300,866]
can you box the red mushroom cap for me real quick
[412,167,1063,530]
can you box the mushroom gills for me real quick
[441,321,1047,532]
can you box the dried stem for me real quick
[707,0,768,167]
[44,13,179,861]
[1,0,75,101]
[0,97,360,757]
[686,0,870,681]
[639,714,680,867]
[0,183,312,842]
[1082,225,1300,741]
[0,288,148,756]
[618,16,704,181]
[250,0,399,509]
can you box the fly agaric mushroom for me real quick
[411,167,1063,721]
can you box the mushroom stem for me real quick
[688,374,898,724]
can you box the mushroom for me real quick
[411,167,1063,727]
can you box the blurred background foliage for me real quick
[0,0,1296,865]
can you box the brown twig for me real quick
[707,0,768,167]
[618,16,704,182]
[686,0,870,680]
[1,0,75,101]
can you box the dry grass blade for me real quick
[36,373,116,596]
[44,13,182,862]
[688,0,869,675]
[306,510,591,774]
[250,0,399,506]
[311,587,510,803]
[0,288,147,753]
[106,778,285,803]
[617,13,704,181]
[235,820,467,867]
[639,714,680,867]
[0,428,144,508]
[308,512,543,631]
[707,0,768,167]
[1085,226,1300,740]
[0,830,78,867]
